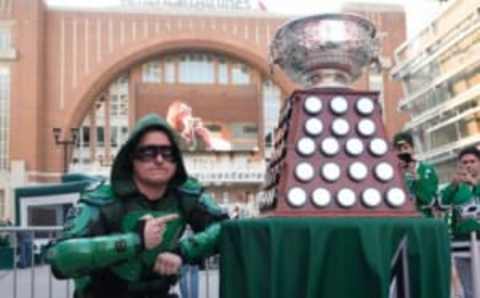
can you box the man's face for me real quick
[395,142,414,156]
[460,153,480,178]
[132,131,177,189]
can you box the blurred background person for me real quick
[393,132,439,217]
[166,100,231,151]
[441,146,480,298]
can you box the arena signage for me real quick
[121,0,252,10]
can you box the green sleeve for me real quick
[178,192,228,263]
[46,202,142,279]
[414,164,438,206]
[440,183,473,206]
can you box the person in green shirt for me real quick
[46,113,228,298]
[441,146,480,298]
[441,146,480,237]
[393,132,439,217]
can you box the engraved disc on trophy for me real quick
[311,188,332,208]
[386,188,407,208]
[369,138,388,156]
[374,162,394,182]
[321,137,340,156]
[345,138,364,156]
[330,96,348,115]
[362,188,382,208]
[357,119,376,137]
[296,137,316,156]
[337,188,356,208]
[356,97,375,116]
[321,162,341,182]
[287,187,307,208]
[304,96,323,114]
[295,162,315,182]
[349,162,368,182]
[304,118,323,136]
[332,118,350,137]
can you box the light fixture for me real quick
[311,188,331,208]
[337,188,356,208]
[304,118,323,136]
[304,96,323,114]
[287,187,307,207]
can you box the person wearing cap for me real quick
[441,146,480,298]
[46,113,228,298]
[393,131,439,217]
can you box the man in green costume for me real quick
[47,113,228,298]
[441,146,480,298]
[393,132,439,217]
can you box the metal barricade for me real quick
[0,226,220,298]
[0,226,71,298]
[451,232,480,298]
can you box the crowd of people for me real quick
[393,131,480,298]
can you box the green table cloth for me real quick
[220,217,450,298]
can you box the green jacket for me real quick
[441,182,480,238]
[47,114,228,298]
[404,161,438,217]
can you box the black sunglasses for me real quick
[133,145,176,162]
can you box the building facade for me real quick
[391,0,480,182]
[0,0,406,222]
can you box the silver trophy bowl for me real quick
[270,14,379,88]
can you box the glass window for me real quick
[429,123,459,148]
[142,61,162,83]
[0,67,10,170]
[82,126,90,147]
[263,80,281,149]
[179,53,215,84]
[232,63,250,85]
[218,58,228,85]
[164,58,176,83]
[97,127,105,147]
[111,126,118,147]
[0,29,11,50]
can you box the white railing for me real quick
[451,232,480,298]
[0,226,69,298]
[404,83,480,130]
[398,52,480,110]
[0,226,219,298]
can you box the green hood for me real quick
[110,113,188,198]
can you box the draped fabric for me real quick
[220,217,450,298]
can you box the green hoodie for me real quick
[403,161,439,217]
[48,113,228,298]
[441,182,480,239]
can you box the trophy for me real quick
[262,14,417,217]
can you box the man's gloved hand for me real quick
[153,252,183,275]
[142,214,178,250]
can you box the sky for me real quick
[46,0,446,39]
